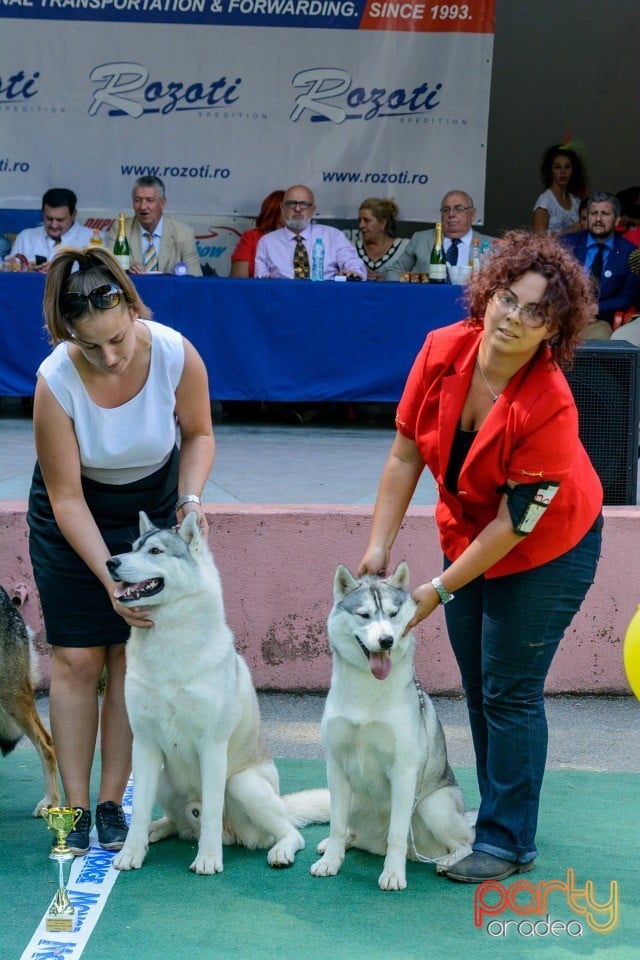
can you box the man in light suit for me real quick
[563,192,639,338]
[107,176,202,276]
[384,190,493,281]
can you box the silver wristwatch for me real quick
[175,494,202,512]
[431,576,455,605]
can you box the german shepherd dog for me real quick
[0,585,59,815]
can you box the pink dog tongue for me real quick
[370,651,392,681]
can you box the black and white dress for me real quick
[356,237,408,276]
[27,321,184,648]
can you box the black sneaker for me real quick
[62,807,91,856]
[96,801,128,851]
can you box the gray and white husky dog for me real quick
[107,512,328,875]
[311,562,473,891]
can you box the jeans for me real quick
[444,528,601,863]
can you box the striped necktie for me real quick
[293,235,310,279]
[143,233,159,272]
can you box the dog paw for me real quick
[148,817,176,844]
[113,843,148,871]
[378,868,407,891]
[267,833,304,869]
[310,855,342,877]
[190,852,223,875]
[32,797,55,818]
[316,836,329,854]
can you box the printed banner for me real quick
[1,2,495,221]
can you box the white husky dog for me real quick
[311,562,473,891]
[107,512,328,875]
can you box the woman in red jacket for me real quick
[359,230,602,883]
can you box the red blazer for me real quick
[396,322,603,577]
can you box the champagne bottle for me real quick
[113,213,130,271]
[429,221,446,283]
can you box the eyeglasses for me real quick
[282,200,314,210]
[439,205,473,215]
[61,283,123,319]
[492,291,548,328]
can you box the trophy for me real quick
[41,806,82,932]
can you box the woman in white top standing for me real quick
[532,144,588,236]
[27,246,214,855]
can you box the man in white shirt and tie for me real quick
[107,176,202,276]
[384,190,494,281]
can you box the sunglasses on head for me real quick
[61,283,123,320]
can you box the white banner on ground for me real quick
[1,1,495,222]
[20,781,133,960]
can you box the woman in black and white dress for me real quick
[357,198,407,280]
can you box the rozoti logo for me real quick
[474,869,619,938]
[289,68,442,123]
[0,70,39,103]
[88,63,242,117]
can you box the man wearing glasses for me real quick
[384,190,493,281]
[254,184,366,280]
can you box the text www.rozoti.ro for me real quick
[322,169,429,185]
[120,163,230,180]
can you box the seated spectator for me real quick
[254,185,366,280]
[615,186,640,247]
[616,186,640,226]
[384,190,492,281]
[10,188,93,271]
[532,144,587,236]
[230,190,284,278]
[579,197,589,230]
[356,198,407,280]
[563,192,640,338]
[610,309,640,346]
[107,176,202,276]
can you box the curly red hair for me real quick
[465,230,596,367]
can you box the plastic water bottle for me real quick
[311,238,325,281]
[173,261,188,276]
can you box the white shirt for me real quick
[10,221,94,263]
[38,320,184,484]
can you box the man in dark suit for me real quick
[107,176,202,276]
[563,192,639,338]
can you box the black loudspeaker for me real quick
[564,341,640,505]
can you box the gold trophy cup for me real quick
[41,806,82,932]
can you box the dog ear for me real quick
[386,560,410,591]
[139,511,154,536]
[178,510,203,553]
[334,564,358,600]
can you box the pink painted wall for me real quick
[1,502,637,695]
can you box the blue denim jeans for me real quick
[443,528,601,864]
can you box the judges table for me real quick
[0,274,466,401]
